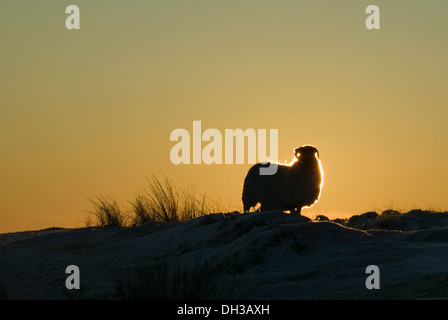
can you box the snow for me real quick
[1,210,448,299]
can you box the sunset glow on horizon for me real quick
[1,1,447,233]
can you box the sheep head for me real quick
[294,145,319,160]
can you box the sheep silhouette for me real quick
[242,145,323,214]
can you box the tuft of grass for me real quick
[129,193,154,225]
[86,195,128,228]
[115,254,226,300]
[86,173,232,227]
[129,173,229,225]
[144,174,180,223]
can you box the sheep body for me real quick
[242,145,323,213]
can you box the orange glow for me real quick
[1,2,447,233]
[302,152,324,210]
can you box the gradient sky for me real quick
[1,1,447,233]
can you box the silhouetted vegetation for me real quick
[86,195,128,228]
[115,254,227,300]
[86,173,229,227]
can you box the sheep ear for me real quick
[294,148,301,157]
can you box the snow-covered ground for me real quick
[1,210,448,299]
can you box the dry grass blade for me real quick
[115,254,226,300]
[87,195,127,227]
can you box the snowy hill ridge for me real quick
[1,210,448,299]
